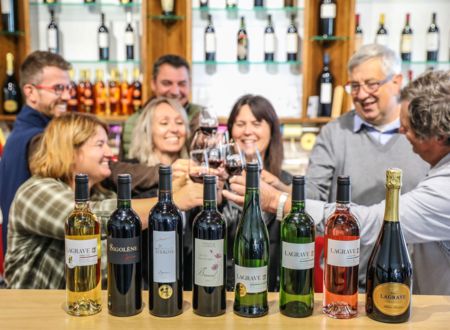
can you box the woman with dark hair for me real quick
[223,94,292,292]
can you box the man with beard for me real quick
[304,44,429,290]
[0,51,71,253]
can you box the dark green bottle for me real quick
[233,162,269,317]
[280,176,315,317]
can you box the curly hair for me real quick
[400,70,450,145]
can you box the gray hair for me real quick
[348,44,401,76]
[128,97,190,165]
[401,70,450,145]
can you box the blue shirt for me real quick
[353,113,400,145]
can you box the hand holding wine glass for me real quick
[189,149,209,183]
[224,141,245,177]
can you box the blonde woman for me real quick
[4,112,202,289]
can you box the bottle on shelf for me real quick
[161,0,175,16]
[375,13,388,47]
[98,12,110,61]
[365,169,412,323]
[2,52,20,114]
[254,0,264,8]
[119,0,133,4]
[148,165,183,317]
[354,13,363,53]
[264,14,275,62]
[323,176,360,319]
[226,0,237,9]
[280,176,315,318]
[204,14,216,61]
[94,69,106,115]
[1,0,18,33]
[233,163,269,318]
[318,53,333,117]
[285,0,297,8]
[400,13,413,62]
[107,174,143,317]
[286,14,299,62]
[43,0,57,4]
[65,174,102,316]
[121,68,132,115]
[77,69,86,112]
[83,70,94,114]
[131,68,142,113]
[319,0,336,38]
[237,16,248,61]
[192,175,227,317]
[47,9,59,54]
[125,12,135,61]
[68,69,78,112]
[108,69,121,115]
[199,0,208,8]
[426,13,439,62]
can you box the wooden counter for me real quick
[0,291,449,329]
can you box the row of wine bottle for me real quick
[204,14,299,62]
[356,12,443,62]
[198,0,299,9]
[65,164,412,323]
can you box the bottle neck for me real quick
[203,200,217,211]
[291,199,305,213]
[384,187,400,222]
[335,201,350,211]
[117,199,131,209]
[159,190,172,202]
[74,200,89,210]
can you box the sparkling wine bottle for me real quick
[286,14,299,61]
[107,174,143,316]
[426,13,439,62]
[318,52,333,117]
[237,16,248,61]
[400,13,413,61]
[280,176,315,318]
[2,52,20,114]
[204,14,216,61]
[148,165,183,317]
[233,163,269,317]
[65,174,102,316]
[192,175,226,316]
[366,169,413,323]
[319,0,336,38]
[354,14,363,53]
[98,13,110,61]
[323,176,360,319]
[264,14,275,62]
[375,13,388,46]
[125,12,135,60]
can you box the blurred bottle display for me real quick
[109,69,121,115]
[47,9,59,54]
[375,13,388,46]
[98,12,110,61]
[131,68,142,113]
[286,14,299,61]
[319,0,336,38]
[68,69,78,112]
[2,52,21,114]
[121,68,133,115]
[125,12,135,61]
[1,0,18,32]
[237,16,248,61]
[354,14,363,53]
[426,12,439,62]
[204,14,216,61]
[264,14,275,62]
[83,69,94,113]
[318,53,333,117]
[94,69,107,115]
[400,13,413,61]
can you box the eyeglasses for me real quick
[33,83,73,96]
[344,75,394,95]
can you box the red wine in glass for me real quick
[225,163,243,176]
[208,159,223,169]
[189,173,205,184]
[200,126,218,135]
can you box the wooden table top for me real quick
[0,290,449,329]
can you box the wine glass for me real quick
[199,108,219,135]
[224,141,244,177]
[206,132,224,170]
[242,142,263,172]
[189,149,209,183]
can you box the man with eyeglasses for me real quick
[0,51,72,254]
[304,44,429,289]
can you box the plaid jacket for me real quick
[5,176,116,289]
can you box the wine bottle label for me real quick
[320,82,332,104]
[1,0,11,14]
[327,238,360,267]
[320,4,336,19]
[264,33,275,53]
[205,32,216,53]
[98,32,109,48]
[3,100,18,113]
[161,0,174,12]
[235,264,267,294]
[426,33,439,51]
[237,37,248,59]
[375,35,388,47]
[194,238,224,287]
[373,283,411,316]
[401,35,412,53]
[65,237,99,269]
[47,29,58,49]
[125,31,134,46]
[107,236,140,265]
[153,230,176,283]
[286,33,298,53]
[282,241,314,270]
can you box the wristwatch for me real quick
[276,192,289,221]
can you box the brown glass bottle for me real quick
[67,69,78,112]
[120,69,132,115]
[94,69,106,115]
[77,69,86,112]
[83,70,94,114]
[131,68,142,113]
[109,69,121,115]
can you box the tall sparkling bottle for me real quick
[323,176,360,319]
[65,174,102,316]
[280,176,315,317]
[366,169,412,323]
[233,163,269,317]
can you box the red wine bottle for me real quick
[318,53,333,117]
[237,16,248,61]
[264,14,275,62]
[125,12,134,60]
[286,14,298,61]
[107,174,143,316]
[1,0,17,32]
[148,165,183,317]
[47,9,59,54]
[204,14,216,61]
[192,175,227,316]
[375,13,388,46]
[323,176,360,319]
[426,13,439,62]
[98,12,110,61]
[400,13,413,61]
[319,0,336,38]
